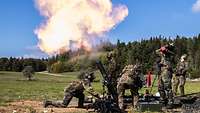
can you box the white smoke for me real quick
[34,0,128,54]
[192,0,200,12]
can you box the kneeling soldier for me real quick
[44,77,93,108]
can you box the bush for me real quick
[189,68,200,79]
[22,66,35,81]
[63,62,74,72]
[73,61,81,71]
[50,61,65,73]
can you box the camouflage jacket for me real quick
[156,48,173,71]
[176,61,188,76]
[107,58,117,75]
[64,80,98,97]
[118,65,143,88]
[64,81,85,95]
[156,47,174,63]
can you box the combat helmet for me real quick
[181,54,187,61]
[107,51,115,59]
[166,42,175,51]
[169,42,174,47]
[133,64,142,74]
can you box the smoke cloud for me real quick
[192,0,200,12]
[34,0,128,54]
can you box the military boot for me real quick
[43,100,52,108]
[133,95,139,108]
[159,93,167,105]
[180,86,185,96]
[166,99,173,109]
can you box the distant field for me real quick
[0,71,200,106]
[0,71,103,105]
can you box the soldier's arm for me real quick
[155,49,161,55]
[183,62,189,74]
[85,87,100,99]
[110,59,117,72]
[137,76,144,89]
[166,49,175,55]
[120,66,127,76]
[64,82,74,92]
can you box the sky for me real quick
[0,0,200,58]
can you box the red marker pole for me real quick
[147,71,152,87]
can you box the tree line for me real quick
[0,57,47,72]
[1,34,200,78]
[47,34,200,78]
[114,34,200,78]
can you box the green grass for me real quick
[0,71,200,106]
[0,71,102,105]
[141,78,200,95]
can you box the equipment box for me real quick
[138,101,162,112]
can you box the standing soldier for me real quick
[117,64,143,110]
[156,43,175,108]
[107,51,118,82]
[106,51,118,102]
[173,54,188,96]
[43,77,95,108]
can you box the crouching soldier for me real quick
[173,54,188,96]
[43,77,94,108]
[117,64,143,110]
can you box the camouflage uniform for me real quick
[173,54,188,96]
[84,72,95,87]
[106,52,118,102]
[156,43,175,106]
[107,52,118,81]
[44,81,86,108]
[117,64,143,110]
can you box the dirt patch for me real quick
[0,100,87,113]
[38,72,64,77]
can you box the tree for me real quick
[22,66,35,81]
[50,61,65,73]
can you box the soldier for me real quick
[43,77,94,108]
[107,51,117,80]
[106,51,118,102]
[84,71,95,87]
[156,43,175,108]
[117,64,143,110]
[173,54,188,96]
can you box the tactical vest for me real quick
[65,81,85,94]
[176,61,188,75]
[119,65,137,84]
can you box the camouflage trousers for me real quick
[49,92,85,108]
[117,83,139,110]
[158,73,173,105]
[172,75,186,96]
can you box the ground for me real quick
[0,71,200,113]
[0,100,88,113]
[0,71,101,113]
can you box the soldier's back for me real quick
[119,65,136,85]
[65,81,84,93]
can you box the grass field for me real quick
[0,71,200,106]
[0,71,103,106]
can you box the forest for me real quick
[1,34,200,78]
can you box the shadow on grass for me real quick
[0,72,5,75]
